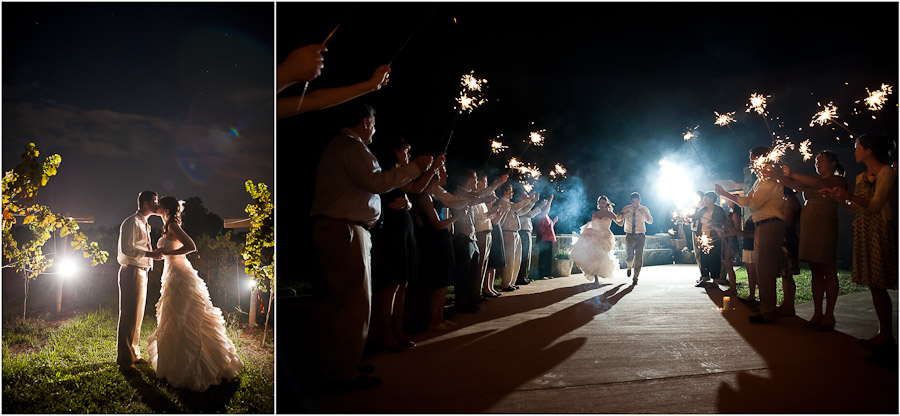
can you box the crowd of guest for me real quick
[287,42,897,391]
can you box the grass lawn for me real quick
[731,265,868,305]
[2,306,273,413]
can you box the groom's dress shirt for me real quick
[617,205,653,234]
[736,178,784,223]
[310,128,422,228]
[118,212,153,270]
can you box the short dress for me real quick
[797,178,845,265]
[371,189,417,289]
[850,167,898,290]
[412,195,454,289]
[721,212,741,264]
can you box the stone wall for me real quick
[530,233,697,277]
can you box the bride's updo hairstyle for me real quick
[597,195,613,210]
[159,196,183,235]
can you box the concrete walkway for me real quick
[283,264,898,413]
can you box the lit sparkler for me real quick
[714,111,736,127]
[799,139,812,161]
[809,101,856,136]
[864,83,893,111]
[490,134,508,154]
[746,93,768,115]
[455,70,488,114]
[549,163,567,182]
[698,235,714,254]
[527,129,547,146]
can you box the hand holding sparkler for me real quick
[277,44,327,93]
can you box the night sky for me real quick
[3,2,274,229]
[280,2,897,267]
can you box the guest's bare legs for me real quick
[808,262,838,326]
[724,259,737,296]
[868,287,895,346]
[429,287,450,329]
[746,263,758,300]
[483,268,499,296]
[779,274,796,315]
[392,283,410,343]
[372,284,401,348]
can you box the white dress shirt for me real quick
[118,212,153,269]
[737,178,784,222]
[616,205,654,234]
[310,128,422,228]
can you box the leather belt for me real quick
[754,217,783,227]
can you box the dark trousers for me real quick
[453,233,480,309]
[537,240,553,278]
[700,239,723,279]
[517,231,533,283]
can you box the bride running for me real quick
[146,196,243,391]
[570,195,622,284]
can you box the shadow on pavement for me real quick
[701,286,898,413]
[282,282,633,413]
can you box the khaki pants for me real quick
[754,219,785,318]
[117,265,148,368]
[625,233,646,277]
[313,217,372,382]
[501,230,522,288]
[475,230,492,297]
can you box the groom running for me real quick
[116,191,162,376]
[616,192,653,285]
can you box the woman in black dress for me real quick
[370,138,434,351]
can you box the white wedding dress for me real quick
[146,236,243,391]
[570,214,621,280]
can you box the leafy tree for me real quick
[196,231,244,308]
[2,143,109,318]
[181,197,225,241]
[242,180,273,345]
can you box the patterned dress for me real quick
[850,166,898,290]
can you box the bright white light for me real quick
[247,279,257,291]
[656,160,698,214]
[57,258,79,278]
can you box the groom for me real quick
[116,191,162,376]
[615,192,653,285]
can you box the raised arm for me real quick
[277,65,391,119]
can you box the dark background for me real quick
[279,2,898,274]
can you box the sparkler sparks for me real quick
[455,70,488,114]
[746,93,769,115]
[799,139,812,161]
[549,163,567,182]
[682,125,700,141]
[864,83,893,111]
[490,134,508,154]
[714,111,736,127]
[698,235,714,254]
[527,129,547,146]
[810,102,838,127]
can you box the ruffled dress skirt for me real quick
[570,220,621,279]
[147,254,244,391]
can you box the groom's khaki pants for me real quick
[116,264,148,368]
[625,233,646,277]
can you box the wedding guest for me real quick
[449,169,499,313]
[517,195,547,286]
[821,134,897,362]
[689,190,705,279]
[310,102,431,390]
[277,44,392,118]
[720,200,742,296]
[615,192,654,285]
[766,151,847,329]
[717,146,785,324]
[473,174,507,299]
[412,162,459,331]
[692,192,726,288]
[741,217,758,302]
[369,138,437,353]
[498,184,539,291]
[536,194,559,280]
[485,183,512,295]
[777,186,802,316]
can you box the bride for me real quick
[570,195,622,284]
[146,196,243,391]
